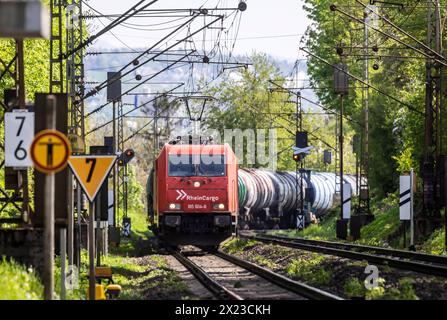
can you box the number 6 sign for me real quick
[5,111,34,168]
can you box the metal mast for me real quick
[117,101,126,222]
[50,0,64,94]
[419,0,443,236]
[357,4,373,215]
[65,0,85,267]
[67,0,86,139]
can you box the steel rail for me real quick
[170,249,244,300]
[240,233,447,278]
[246,232,447,265]
[214,251,344,300]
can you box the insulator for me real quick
[238,1,247,12]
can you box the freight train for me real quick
[147,142,358,246]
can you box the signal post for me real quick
[68,155,117,300]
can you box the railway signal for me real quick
[117,149,135,166]
[292,146,313,163]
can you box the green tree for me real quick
[204,52,356,172]
[303,0,437,197]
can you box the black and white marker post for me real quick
[399,169,414,249]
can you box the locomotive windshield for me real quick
[168,154,226,177]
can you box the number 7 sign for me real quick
[68,155,117,202]
[5,111,34,168]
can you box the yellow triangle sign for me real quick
[68,155,117,202]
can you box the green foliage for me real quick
[272,208,339,240]
[392,146,417,175]
[221,237,259,254]
[102,253,188,300]
[100,206,185,300]
[204,53,356,172]
[112,205,154,256]
[286,254,331,285]
[250,254,277,270]
[125,165,144,214]
[382,278,419,300]
[358,198,400,247]
[421,228,446,255]
[364,278,386,300]
[344,277,418,300]
[0,257,43,300]
[344,278,365,298]
[303,0,439,197]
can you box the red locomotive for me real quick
[147,143,238,247]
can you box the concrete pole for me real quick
[60,228,66,300]
[67,175,74,267]
[96,196,101,267]
[88,201,95,300]
[43,95,57,300]
[76,182,82,270]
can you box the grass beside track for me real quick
[269,194,446,255]
[0,257,43,300]
[222,237,425,300]
[0,207,188,300]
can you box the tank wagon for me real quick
[237,169,358,229]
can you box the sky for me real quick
[85,0,311,62]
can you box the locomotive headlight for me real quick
[213,203,225,210]
[169,203,181,210]
[193,181,201,188]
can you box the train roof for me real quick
[159,143,233,156]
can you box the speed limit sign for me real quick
[5,111,34,168]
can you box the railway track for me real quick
[240,232,447,278]
[170,247,343,300]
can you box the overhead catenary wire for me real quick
[268,80,363,127]
[354,0,445,62]
[86,51,195,117]
[64,0,159,59]
[300,47,424,116]
[330,4,447,67]
[80,14,224,104]
[80,13,201,102]
[86,83,184,136]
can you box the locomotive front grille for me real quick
[163,214,231,234]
